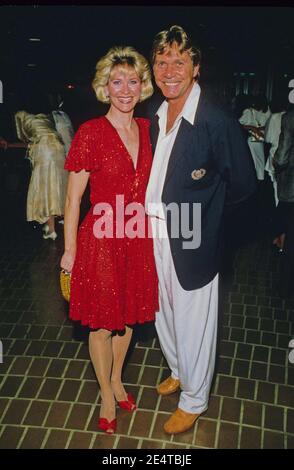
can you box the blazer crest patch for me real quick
[191,168,206,180]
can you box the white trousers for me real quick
[151,217,219,414]
[248,140,265,181]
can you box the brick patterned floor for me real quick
[0,224,293,449]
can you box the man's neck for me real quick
[167,101,184,121]
[166,81,195,119]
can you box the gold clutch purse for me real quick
[60,269,71,302]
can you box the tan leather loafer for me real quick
[163,408,200,434]
[156,376,180,396]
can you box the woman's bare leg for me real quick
[279,233,286,250]
[89,329,115,423]
[111,326,133,402]
[47,215,55,233]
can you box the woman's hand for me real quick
[60,250,76,273]
[0,137,8,150]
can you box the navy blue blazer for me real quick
[149,91,257,290]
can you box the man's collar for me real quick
[155,82,201,125]
[156,99,168,119]
[182,82,201,125]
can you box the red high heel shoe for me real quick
[98,417,117,434]
[117,393,137,412]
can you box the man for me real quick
[273,108,294,297]
[145,25,257,434]
[49,93,74,155]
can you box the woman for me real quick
[60,46,158,434]
[15,110,67,239]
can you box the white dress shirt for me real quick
[264,111,285,169]
[239,107,271,181]
[145,82,201,219]
[52,110,74,155]
[264,111,286,205]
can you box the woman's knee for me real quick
[89,328,112,342]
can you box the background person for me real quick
[273,107,294,297]
[49,93,75,156]
[15,110,68,239]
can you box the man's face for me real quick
[153,43,199,104]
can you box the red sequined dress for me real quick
[64,116,159,330]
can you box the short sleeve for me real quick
[15,111,32,143]
[64,120,101,172]
[239,108,253,126]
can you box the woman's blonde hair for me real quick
[92,46,153,104]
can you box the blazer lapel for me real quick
[164,92,207,185]
[150,115,159,156]
[164,118,195,185]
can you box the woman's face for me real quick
[105,65,142,114]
